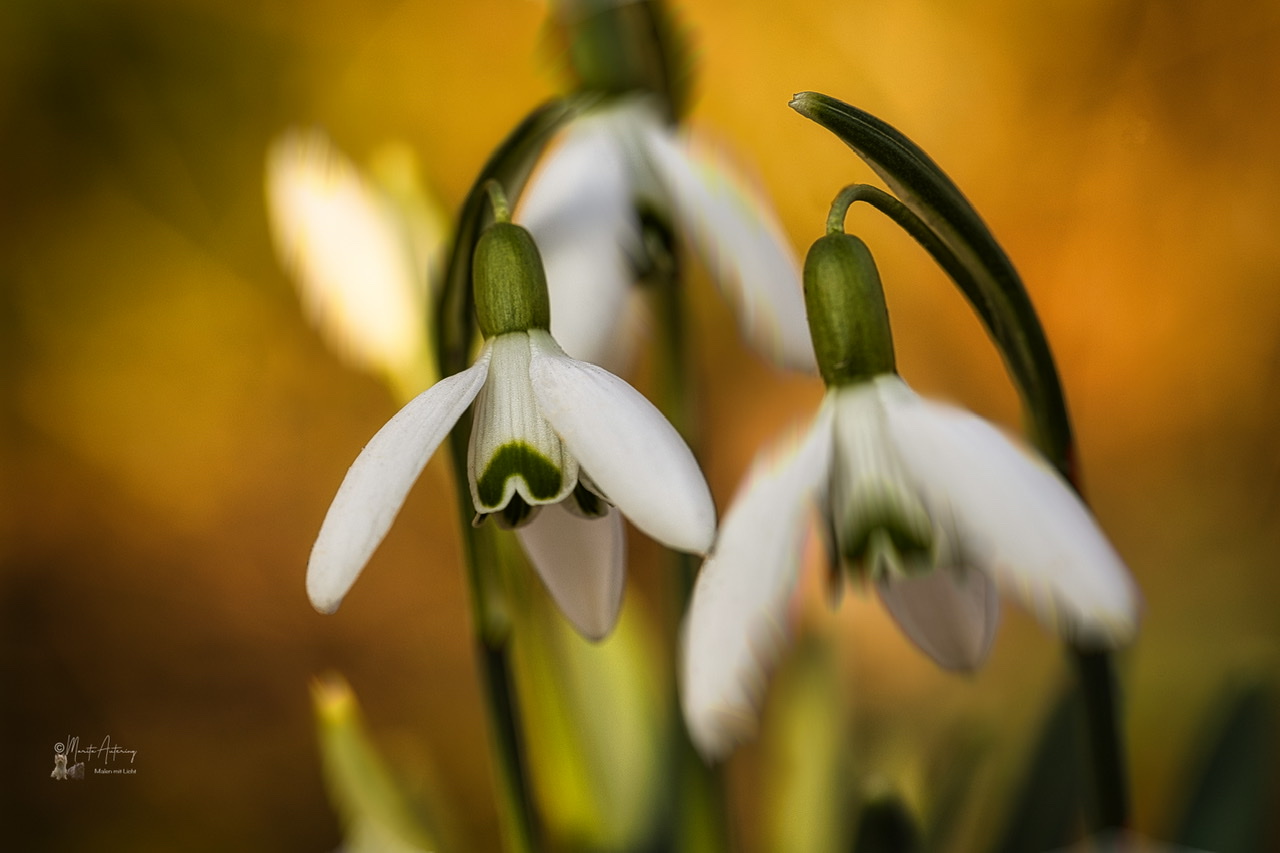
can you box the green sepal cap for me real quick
[803,233,896,386]
[473,222,552,338]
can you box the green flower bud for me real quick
[473,222,552,338]
[803,232,896,386]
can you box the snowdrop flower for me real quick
[518,97,815,373]
[681,230,1140,759]
[266,129,447,397]
[308,212,716,640]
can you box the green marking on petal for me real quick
[839,485,934,581]
[476,442,564,509]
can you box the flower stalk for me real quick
[446,409,539,853]
[647,224,730,852]
[433,101,587,853]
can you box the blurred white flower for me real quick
[681,374,1140,759]
[266,130,447,398]
[518,99,815,373]
[308,327,715,640]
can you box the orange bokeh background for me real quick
[3,1,1278,850]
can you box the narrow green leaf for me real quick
[1172,683,1276,853]
[508,553,669,851]
[788,91,1075,481]
[312,674,442,853]
[989,689,1087,853]
[921,726,988,851]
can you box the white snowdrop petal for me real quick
[266,129,425,377]
[878,377,1140,647]
[518,115,642,371]
[307,352,492,614]
[639,124,816,373]
[681,403,836,761]
[877,568,1000,671]
[527,331,715,554]
[516,502,627,641]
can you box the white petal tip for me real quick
[674,511,717,557]
[1022,565,1143,651]
[575,617,617,644]
[680,601,789,763]
[516,503,627,642]
[1066,611,1142,651]
[310,597,341,616]
[877,569,1000,672]
[528,341,718,555]
[306,558,349,615]
[686,706,759,764]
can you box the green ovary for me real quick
[476,442,564,509]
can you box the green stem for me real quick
[484,180,512,224]
[431,98,586,852]
[447,422,540,853]
[478,639,538,853]
[647,216,730,852]
[1072,649,1129,832]
[826,184,869,235]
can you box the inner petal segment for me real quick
[469,332,578,517]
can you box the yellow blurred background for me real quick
[3,0,1278,850]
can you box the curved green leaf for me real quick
[789,91,1075,481]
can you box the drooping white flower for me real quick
[518,98,816,373]
[307,220,715,641]
[265,129,447,397]
[681,375,1140,759]
[681,228,1140,760]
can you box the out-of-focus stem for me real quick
[648,221,730,852]
[1071,648,1129,832]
